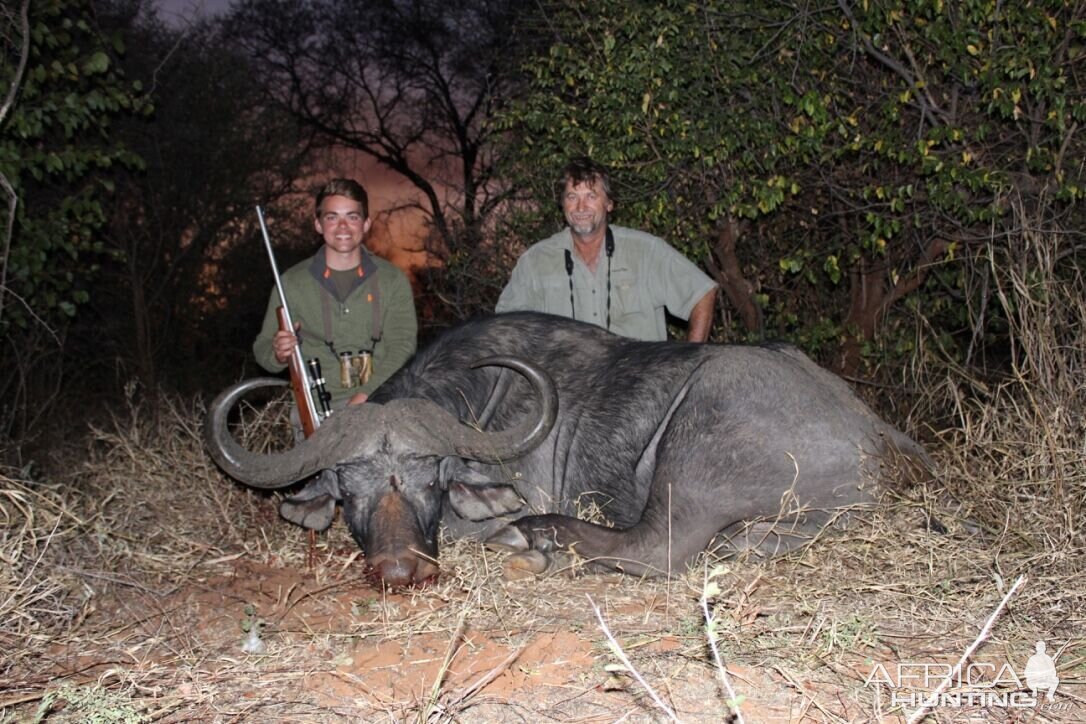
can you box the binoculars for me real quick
[338,350,373,389]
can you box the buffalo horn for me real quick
[203,377,371,488]
[438,356,558,463]
[204,357,557,488]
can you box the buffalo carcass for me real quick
[205,313,929,586]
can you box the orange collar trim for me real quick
[321,265,365,279]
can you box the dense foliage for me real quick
[87,3,309,393]
[504,0,1086,374]
[0,0,144,332]
[0,0,145,438]
[0,1,308,444]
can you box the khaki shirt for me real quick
[496,226,717,341]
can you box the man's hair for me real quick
[558,156,615,206]
[315,178,369,218]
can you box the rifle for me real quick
[256,206,329,437]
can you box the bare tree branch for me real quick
[0,0,31,326]
[229,0,519,256]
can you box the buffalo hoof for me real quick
[485,523,530,552]
[502,550,549,580]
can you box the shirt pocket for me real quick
[542,278,574,316]
[611,269,648,319]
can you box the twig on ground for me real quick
[701,565,745,723]
[419,611,467,723]
[772,664,848,723]
[906,574,1027,724]
[437,639,530,719]
[588,594,679,722]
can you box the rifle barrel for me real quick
[257,205,320,428]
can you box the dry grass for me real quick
[1,221,1083,722]
[0,470,86,681]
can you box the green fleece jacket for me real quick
[253,248,417,406]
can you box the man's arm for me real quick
[685,288,716,342]
[648,235,717,342]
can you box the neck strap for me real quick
[564,227,614,329]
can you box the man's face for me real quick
[314,194,371,255]
[562,178,613,238]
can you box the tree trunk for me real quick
[836,257,886,377]
[835,238,948,376]
[129,253,157,394]
[708,217,762,336]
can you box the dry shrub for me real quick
[0,469,87,681]
[918,206,1084,564]
[63,392,282,586]
[0,391,307,681]
[858,202,1086,647]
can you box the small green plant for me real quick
[815,612,879,656]
[240,603,266,654]
[350,597,377,617]
[675,614,704,638]
[33,683,145,723]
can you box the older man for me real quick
[496,157,717,341]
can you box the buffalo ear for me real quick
[447,481,525,521]
[279,470,340,531]
[439,458,493,489]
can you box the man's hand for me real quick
[348,392,369,405]
[273,323,301,364]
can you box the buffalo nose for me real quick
[369,553,439,587]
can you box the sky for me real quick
[154,0,234,26]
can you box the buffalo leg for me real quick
[487,512,679,576]
[492,492,850,576]
[488,386,848,576]
[490,507,723,576]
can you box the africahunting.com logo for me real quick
[864,640,1067,710]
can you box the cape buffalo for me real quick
[205,313,929,586]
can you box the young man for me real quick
[253,178,417,410]
[495,157,717,342]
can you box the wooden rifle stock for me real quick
[277,306,319,438]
